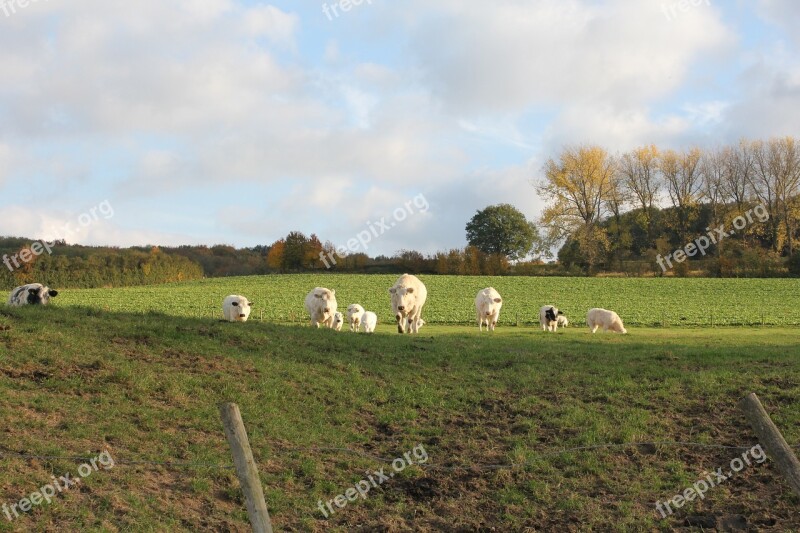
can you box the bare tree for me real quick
[660,147,704,241]
[618,145,661,246]
[770,136,800,255]
[749,139,782,251]
[722,140,753,214]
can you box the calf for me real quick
[360,311,377,333]
[346,304,365,332]
[587,308,627,334]
[332,312,345,331]
[539,305,563,332]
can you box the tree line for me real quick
[537,137,800,275]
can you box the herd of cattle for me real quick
[5,275,628,334]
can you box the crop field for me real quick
[1,275,800,531]
[55,274,800,327]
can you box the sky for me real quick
[1,0,800,256]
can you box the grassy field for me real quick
[55,274,800,326]
[1,276,800,531]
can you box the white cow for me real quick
[587,308,627,334]
[222,295,252,322]
[332,312,345,331]
[557,315,569,328]
[346,304,365,332]
[388,274,427,334]
[539,305,564,332]
[360,311,377,333]
[304,287,338,328]
[7,283,58,307]
[475,287,503,332]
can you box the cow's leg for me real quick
[477,312,483,331]
[396,314,405,334]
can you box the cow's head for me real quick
[314,289,335,318]
[28,286,58,305]
[482,290,503,316]
[544,307,558,322]
[230,298,252,321]
[389,285,416,318]
[333,312,344,330]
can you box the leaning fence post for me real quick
[738,392,800,498]
[219,403,274,533]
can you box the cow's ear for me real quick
[406,288,414,294]
[388,288,396,294]
[558,310,564,315]
[330,289,335,295]
[48,290,58,297]
[248,301,253,306]
[231,301,239,307]
[494,298,502,303]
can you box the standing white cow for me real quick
[304,287,338,328]
[346,304,365,332]
[539,305,564,332]
[7,283,58,306]
[332,312,345,331]
[360,311,378,333]
[587,308,627,334]
[388,274,427,334]
[222,295,252,322]
[475,287,503,332]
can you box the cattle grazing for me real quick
[360,311,378,333]
[304,287,338,328]
[587,308,627,334]
[475,287,503,332]
[222,295,252,322]
[556,314,569,328]
[7,283,58,307]
[332,312,344,331]
[388,273,428,334]
[539,305,563,332]
[346,304,366,332]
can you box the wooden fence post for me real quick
[219,403,274,533]
[738,392,800,498]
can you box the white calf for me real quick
[587,308,627,334]
[346,304,365,332]
[360,311,377,333]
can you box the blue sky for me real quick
[1,0,799,256]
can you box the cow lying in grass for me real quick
[7,284,58,307]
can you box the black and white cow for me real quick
[7,283,59,307]
[539,305,564,332]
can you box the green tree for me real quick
[465,204,539,261]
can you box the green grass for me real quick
[1,276,800,531]
[53,274,800,327]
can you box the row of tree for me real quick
[538,137,800,273]
[0,240,204,289]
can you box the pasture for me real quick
[55,274,800,326]
[1,275,799,531]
